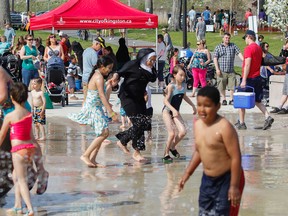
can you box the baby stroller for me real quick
[0,52,19,82]
[45,56,68,107]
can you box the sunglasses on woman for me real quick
[27,38,33,41]
[49,36,56,39]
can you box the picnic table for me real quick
[128,45,156,53]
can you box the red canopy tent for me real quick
[30,0,158,30]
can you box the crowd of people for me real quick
[0,7,288,214]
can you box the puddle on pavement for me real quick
[1,113,288,215]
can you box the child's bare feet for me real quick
[103,139,111,145]
[80,155,96,167]
[116,141,130,154]
[132,151,147,162]
[35,136,39,140]
[119,124,126,129]
[91,161,106,168]
[6,207,23,214]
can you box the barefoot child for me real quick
[179,86,245,216]
[162,65,197,163]
[31,78,46,140]
[67,55,80,100]
[119,105,131,129]
[0,82,35,216]
[68,56,118,168]
[144,85,153,143]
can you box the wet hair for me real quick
[33,77,43,84]
[88,56,114,83]
[10,82,28,104]
[172,64,184,76]
[197,86,220,105]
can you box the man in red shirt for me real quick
[235,30,274,130]
[59,34,70,67]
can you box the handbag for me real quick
[261,52,286,66]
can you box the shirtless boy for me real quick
[31,78,46,140]
[179,86,245,216]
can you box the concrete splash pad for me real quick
[1,113,288,216]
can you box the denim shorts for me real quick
[239,76,263,102]
[22,68,39,87]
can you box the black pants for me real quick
[115,99,151,151]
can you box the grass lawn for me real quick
[1,28,285,56]
[125,29,285,55]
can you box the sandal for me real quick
[170,149,180,158]
[162,155,173,163]
[6,207,23,214]
[36,170,49,195]
[24,209,34,216]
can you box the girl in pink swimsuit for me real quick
[0,82,35,216]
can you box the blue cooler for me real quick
[75,79,82,90]
[233,86,255,109]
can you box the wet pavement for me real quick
[1,93,288,216]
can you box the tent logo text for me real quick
[146,18,154,26]
[57,17,66,25]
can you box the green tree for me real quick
[0,0,11,26]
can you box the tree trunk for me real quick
[145,0,152,13]
[0,0,11,26]
[169,0,181,31]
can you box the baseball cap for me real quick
[94,36,106,48]
[242,30,256,39]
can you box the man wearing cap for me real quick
[59,34,70,67]
[235,30,274,130]
[82,36,106,103]
[4,23,16,48]
[196,17,206,41]
[59,31,72,54]
[214,32,243,106]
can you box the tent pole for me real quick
[52,27,55,34]
[155,28,158,92]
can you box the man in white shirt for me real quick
[188,6,196,32]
